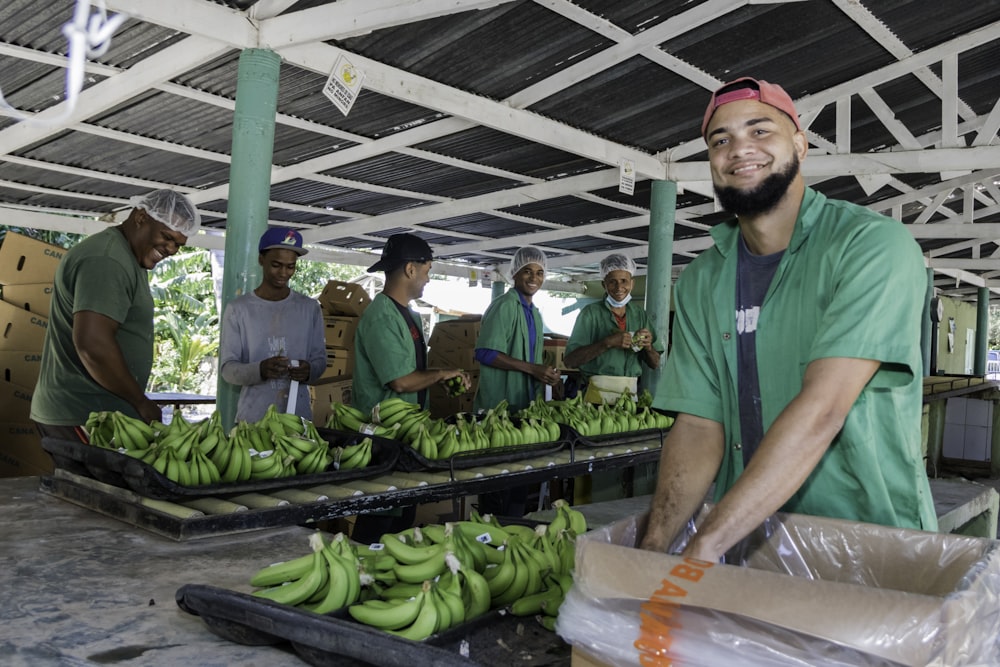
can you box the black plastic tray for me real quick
[41,430,400,501]
[566,426,668,448]
[395,423,572,473]
[176,583,569,667]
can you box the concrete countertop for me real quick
[0,476,313,667]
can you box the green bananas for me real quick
[444,373,467,397]
[250,531,362,613]
[516,392,674,437]
[84,405,334,487]
[336,438,373,470]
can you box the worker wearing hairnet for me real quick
[564,253,662,403]
[473,246,561,413]
[31,189,200,439]
[474,246,560,517]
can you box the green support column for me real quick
[975,287,989,377]
[921,269,933,378]
[491,279,506,301]
[643,180,676,404]
[217,49,282,429]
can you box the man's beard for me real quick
[714,154,799,217]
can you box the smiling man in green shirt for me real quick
[640,78,937,562]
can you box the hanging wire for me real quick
[0,0,128,127]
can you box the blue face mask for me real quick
[606,294,632,308]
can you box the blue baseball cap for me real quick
[258,227,307,256]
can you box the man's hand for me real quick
[136,397,162,425]
[288,360,311,382]
[634,328,654,350]
[260,355,291,380]
[531,364,561,386]
[605,331,632,349]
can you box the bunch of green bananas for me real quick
[395,403,559,461]
[250,531,362,613]
[518,393,673,437]
[335,438,373,470]
[86,410,156,451]
[444,372,467,397]
[84,405,337,486]
[241,502,589,637]
[325,401,406,439]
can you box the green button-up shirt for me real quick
[660,187,937,531]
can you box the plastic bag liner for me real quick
[557,505,1000,666]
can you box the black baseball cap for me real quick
[367,233,433,272]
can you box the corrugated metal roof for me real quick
[0,0,997,299]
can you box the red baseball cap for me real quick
[701,77,801,137]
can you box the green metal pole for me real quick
[975,286,988,376]
[491,279,506,301]
[217,48,281,430]
[921,268,933,378]
[644,180,676,406]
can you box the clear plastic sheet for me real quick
[557,505,1000,666]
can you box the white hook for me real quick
[0,0,128,127]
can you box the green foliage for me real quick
[990,305,1000,351]
[289,256,365,297]
[0,226,86,250]
[148,248,219,394]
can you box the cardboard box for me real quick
[0,299,48,352]
[427,346,477,371]
[543,344,576,371]
[428,385,475,418]
[0,379,34,422]
[318,280,371,317]
[310,379,352,427]
[0,421,53,478]
[323,315,359,350]
[561,508,1000,667]
[0,350,42,387]
[0,232,65,285]
[427,317,481,350]
[320,348,354,380]
[571,647,611,667]
[1,282,54,317]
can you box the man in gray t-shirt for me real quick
[219,228,326,424]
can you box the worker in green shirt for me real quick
[640,77,937,563]
[473,246,560,517]
[564,253,662,403]
[473,246,561,414]
[353,233,469,415]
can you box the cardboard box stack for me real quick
[543,333,575,371]
[0,231,64,477]
[311,280,371,426]
[427,316,481,417]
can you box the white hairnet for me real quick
[600,253,636,279]
[129,189,201,236]
[510,246,547,277]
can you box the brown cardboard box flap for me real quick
[0,232,64,285]
[2,282,54,317]
[561,508,1000,666]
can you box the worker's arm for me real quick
[681,356,880,562]
[639,413,725,553]
[483,351,561,386]
[387,368,469,394]
[73,310,161,424]
[635,328,661,369]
